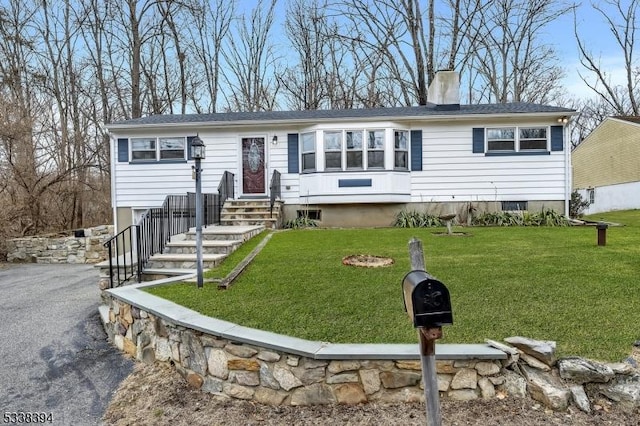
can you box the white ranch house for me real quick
[106,72,575,232]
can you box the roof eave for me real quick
[105,110,577,132]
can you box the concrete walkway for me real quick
[0,263,133,425]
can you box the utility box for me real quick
[597,222,608,246]
[402,270,453,328]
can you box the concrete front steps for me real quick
[142,225,264,279]
[220,199,283,229]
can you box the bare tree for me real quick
[186,0,235,113]
[467,0,571,104]
[327,0,482,106]
[222,0,280,112]
[280,0,331,110]
[575,0,640,115]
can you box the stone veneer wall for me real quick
[7,225,113,264]
[103,298,506,405]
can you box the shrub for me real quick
[284,216,318,229]
[393,210,444,228]
[569,190,590,218]
[471,209,569,227]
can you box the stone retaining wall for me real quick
[102,294,640,411]
[7,225,113,264]
[103,298,505,405]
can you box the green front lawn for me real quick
[147,210,640,362]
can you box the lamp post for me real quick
[190,135,206,288]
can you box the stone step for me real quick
[141,268,197,281]
[183,225,264,241]
[164,240,240,255]
[226,200,271,207]
[221,207,280,215]
[146,253,225,270]
[220,218,278,228]
[221,212,279,220]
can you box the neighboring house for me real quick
[572,116,640,215]
[106,71,574,232]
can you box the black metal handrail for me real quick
[269,169,281,217]
[103,171,235,288]
[103,225,140,288]
[218,171,235,219]
[136,192,219,274]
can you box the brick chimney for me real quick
[427,70,460,110]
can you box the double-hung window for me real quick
[519,128,547,151]
[131,138,157,161]
[159,137,186,160]
[301,132,316,172]
[487,128,516,152]
[346,130,363,169]
[487,127,548,153]
[324,131,343,170]
[394,130,408,169]
[130,137,186,161]
[367,129,385,168]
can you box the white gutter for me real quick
[105,111,578,131]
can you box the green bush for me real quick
[393,210,444,228]
[284,216,318,229]
[569,190,590,218]
[471,208,569,227]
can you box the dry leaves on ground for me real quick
[103,362,640,426]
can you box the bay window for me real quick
[324,131,342,170]
[367,129,385,169]
[301,132,316,172]
[346,130,363,169]
[394,130,408,169]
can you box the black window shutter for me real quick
[472,128,485,153]
[288,133,299,173]
[117,138,129,162]
[550,126,564,151]
[187,136,195,160]
[410,130,422,171]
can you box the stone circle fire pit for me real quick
[342,254,394,268]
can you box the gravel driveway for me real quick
[0,263,133,425]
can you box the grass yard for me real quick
[147,210,640,362]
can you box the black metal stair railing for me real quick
[217,171,235,220]
[269,170,281,217]
[103,171,236,288]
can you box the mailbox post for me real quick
[403,238,453,426]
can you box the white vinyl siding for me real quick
[111,119,566,210]
[411,123,566,202]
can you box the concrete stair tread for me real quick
[150,253,226,261]
[184,225,264,235]
[143,268,198,275]
[221,211,278,215]
[166,240,239,247]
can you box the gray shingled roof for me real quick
[108,102,575,127]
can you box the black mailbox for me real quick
[402,270,453,328]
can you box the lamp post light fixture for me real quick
[191,135,206,288]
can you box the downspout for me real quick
[108,133,119,232]
[564,123,571,217]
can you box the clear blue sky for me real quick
[548,2,625,100]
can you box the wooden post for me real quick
[408,237,442,426]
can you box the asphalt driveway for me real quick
[0,263,133,425]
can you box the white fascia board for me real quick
[105,111,577,132]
